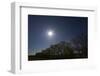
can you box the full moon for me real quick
[48,31,53,37]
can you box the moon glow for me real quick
[48,31,54,37]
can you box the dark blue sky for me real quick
[28,15,88,53]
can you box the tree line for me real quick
[28,34,88,60]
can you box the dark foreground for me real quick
[28,55,88,61]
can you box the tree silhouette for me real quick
[28,34,88,60]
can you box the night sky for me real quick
[28,15,88,55]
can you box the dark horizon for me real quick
[28,15,88,56]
